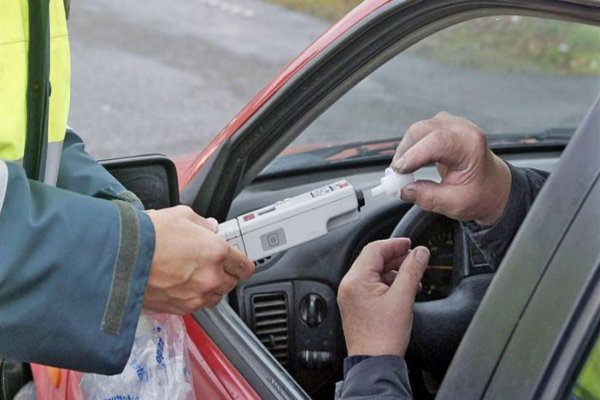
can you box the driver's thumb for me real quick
[400,180,462,217]
[389,247,429,301]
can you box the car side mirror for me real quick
[101,155,179,209]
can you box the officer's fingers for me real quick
[225,246,256,280]
[179,206,219,232]
[215,270,239,295]
[202,293,224,309]
[205,217,219,232]
[173,205,216,230]
[389,247,429,300]
[195,216,219,232]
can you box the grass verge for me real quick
[268,1,599,75]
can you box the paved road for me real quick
[68,0,328,159]
[69,2,600,160]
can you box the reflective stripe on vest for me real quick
[0,0,70,185]
[0,161,8,216]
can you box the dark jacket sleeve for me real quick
[57,129,144,209]
[0,160,155,374]
[336,356,412,399]
[461,163,549,270]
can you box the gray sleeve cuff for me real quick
[336,356,412,399]
[461,163,549,270]
[344,355,373,378]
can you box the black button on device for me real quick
[355,189,365,209]
[300,293,327,327]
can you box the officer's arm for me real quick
[0,160,155,374]
[57,129,144,209]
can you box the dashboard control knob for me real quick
[300,294,327,327]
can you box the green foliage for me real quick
[270,1,600,76]
[409,16,600,75]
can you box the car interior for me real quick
[90,6,600,400]
[224,144,563,399]
[182,8,598,399]
[97,92,597,400]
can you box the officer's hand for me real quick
[338,239,429,357]
[392,112,512,226]
[144,206,255,314]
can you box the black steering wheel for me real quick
[391,205,494,381]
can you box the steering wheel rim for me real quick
[391,205,494,381]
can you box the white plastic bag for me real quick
[80,311,195,400]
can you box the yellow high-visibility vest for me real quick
[0,0,70,184]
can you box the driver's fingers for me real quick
[382,253,409,273]
[389,246,429,300]
[393,129,468,174]
[400,180,465,217]
[392,111,462,164]
[382,270,398,286]
[436,162,449,178]
[393,118,440,163]
[352,238,411,275]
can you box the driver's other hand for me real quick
[338,238,429,357]
[143,206,255,314]
[392,111,512,226]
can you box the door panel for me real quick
[439,96,600,398]
[486,177,600,398]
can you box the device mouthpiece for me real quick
[371,168,414,197]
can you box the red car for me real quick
[25,0,600,399]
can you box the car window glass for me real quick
[570,334,600,399]
[271,16,600,172]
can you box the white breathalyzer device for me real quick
[218,180,365,261]
[371,167,414,197]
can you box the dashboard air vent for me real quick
[251,292,289,366]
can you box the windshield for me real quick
[269,16,600,174]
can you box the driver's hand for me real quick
[337,239,429,357]
[392,112,512,226]
[144,206,255,314]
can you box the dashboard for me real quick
[414,216,457,302]
[227,151,560,397]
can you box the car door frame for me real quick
[183,1,600,398]
[439,96,600,399]
[182,0,600,222]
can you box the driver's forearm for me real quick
[461,163,549,270]
[336,356,412,399]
